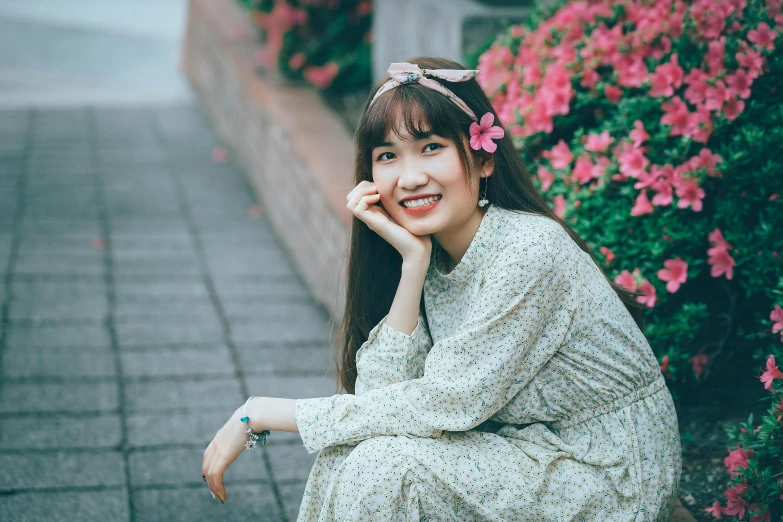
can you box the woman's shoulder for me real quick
[491,207,570,260]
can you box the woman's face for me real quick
[371,130,491,237]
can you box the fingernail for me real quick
[210,491,215,499]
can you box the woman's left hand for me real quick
[202,405,254,503]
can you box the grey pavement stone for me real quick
[2,345,116,378]
[109,218,190,238]
[14,250,104,275]
[126,408,231,448]
[279,480,308,522]
[8,280,107,321]
[129,447,268,486]
[213,279,310,300]
[0,450,126,490]
[0,382,119,414]
[221,300,329,323]
[266,444,319,483]
[121,346,234,379]
[17,234,102,251]
[195,218,277,240]
[111,251,202,276]
[236,343,335,376]
[114,298,217,319]
[113,279,209,299]
[123,377,243,414]
[23,187,99,218]
[5,323,109,348]
[133,483,279,522]
[244,375,341,400]
[229,316,331,344]
[26,169,96,186]
[0,158,23,176]
[19,218,100,238]
[203,246,295,278]
[98,148,167,164]
[114,317,224,347]
[110,235,194,252]
[0,488,130,522]
[0,414,122,450]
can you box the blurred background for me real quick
[1,0,781,521]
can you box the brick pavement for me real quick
[0,106,338,521]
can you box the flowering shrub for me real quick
[704,349,782,521]
[238,0,372,91]
[477,0,783,396]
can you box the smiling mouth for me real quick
[400,195,443,208]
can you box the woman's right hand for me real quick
[346,181,432,263]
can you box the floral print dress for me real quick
[294,203,681,522]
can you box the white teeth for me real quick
[402,195,441,208]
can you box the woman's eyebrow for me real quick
[376,131,436,148]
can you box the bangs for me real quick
[361,84,471,150]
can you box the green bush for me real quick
[477,0,783,398]
[240,0,372,92]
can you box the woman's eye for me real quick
[376,152,394,162]
[424,143,442,153]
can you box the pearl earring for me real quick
[478,177,489,208]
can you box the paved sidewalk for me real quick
[0,106,337,521]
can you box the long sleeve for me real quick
[295,228,578,454]
[354,312,432,396]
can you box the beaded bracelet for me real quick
[240,395,271,450]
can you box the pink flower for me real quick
[707,229,735,280]
[599,246,615,266]
[723,485,748,519]
[288,52,306,70]
[212,146,228,163]
[704,501,723,519]
[614,269,637,291]
[691,353,708,377]
[661,96,691,137]
[709,228,731,250]
[542,140,573,169]
[637,279,657,308]
[726,69,753,99]
[604,85,623,104]
[724,447,751,476]
[619,146,649,179]
[478,45,513,93]
[659,354,670,373]
[584,130,614,152]
[657,257,688,293]
[630,120,649,148]
[771,304,783,336]
[706,37,726,77]
[631,190,654,216]
[691,148,723,177]
[686,105,713,143]
[748,22,777,51]
[303,62,339,89]
[708,247,736,280]
[684,68,710,104]
[723,97,745,120]
[469,113,505,153]
[537,166,554,192]
[761,355,783,390]
[648,53,684,97]
[675,177,705,211]
[736,49,763,78]
[705,80,730,111]
[552,194,566,218]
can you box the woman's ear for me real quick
[479,152,495,178]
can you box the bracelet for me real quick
[240,395,271,451]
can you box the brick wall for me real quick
[181,0,354,323]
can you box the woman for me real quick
[202,56,682,521]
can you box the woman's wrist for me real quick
[244,396,299,433]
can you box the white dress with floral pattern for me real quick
[293,203,681,522]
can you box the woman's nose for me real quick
[398,159,428,188]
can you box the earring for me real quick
[478,176,489,208]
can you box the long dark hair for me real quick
[333,56,648,394]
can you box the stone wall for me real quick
[181,0,355,323]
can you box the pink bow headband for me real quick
[368,62,505,153]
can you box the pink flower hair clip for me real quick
[469,113,505,153]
